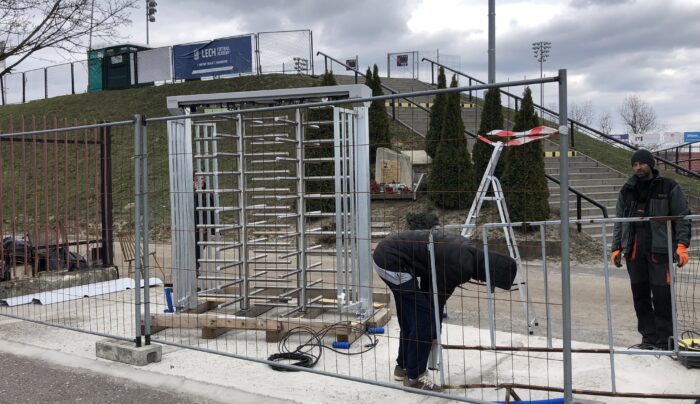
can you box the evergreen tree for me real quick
[304,70,338,213]
[365,64,391,164]
[501,87,549,222]
[473,89,504,182]
[426,67,447,159]
[429,75,475,209]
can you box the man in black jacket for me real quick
[611,149,691,349]
[373,230,517,391]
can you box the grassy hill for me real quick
[0,74,696,239]
[0,74,418,237]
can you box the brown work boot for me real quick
[403,371,442,391]
[393,365,406,381]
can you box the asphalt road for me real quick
[0,352,221,404]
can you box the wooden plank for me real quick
[202,326,229,339]
[365,307,391,329]
[150,313,281,332]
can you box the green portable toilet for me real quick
[87,49,104,93]
[89,44,150,91]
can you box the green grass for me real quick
[1,74,697,236]
[567,128,700,200]
[0,74,418,236]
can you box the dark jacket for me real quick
[612,169,691,255]
[372,230,518,309]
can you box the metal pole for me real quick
[539,225,552,348]
[427,232,445,388]
[146,0,150,46]
[133,115,143,347]
[387,53,391,78]
[488,0,495,84]
[601,223,617,392]
[309,30,315,76]
[70,63,75,95]
[558,68,572,403]
[141,117,151,344]
[666,221,679,353]
[100,124,114,267]
[0,74,4,105]
[540,58,544,118]
[44,68,48,99]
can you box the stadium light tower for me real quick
[146,0,157,45]
[532,41,551,117]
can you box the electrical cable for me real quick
[267,321,379,371]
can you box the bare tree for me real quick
[0,0,137,77]
[570,100,593,126]
[598,110,614,135]
[618,94,658,134]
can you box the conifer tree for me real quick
[426,67,447,159]
[365,64,391,164]
[304,70,338,212]
[501,87,549,222]
[429,75,475,209]
[473,89,504,182]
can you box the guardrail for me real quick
[421,57,700,179]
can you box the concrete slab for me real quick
[96,338,162,366]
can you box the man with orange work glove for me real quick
[611,149,691,350]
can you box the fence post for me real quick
[70,63,75,95]
[558,68,573,404]
[576,195,582,233]
[309,30,315,76]
[570,121,575,149]
[133,114,144,347]
[141,116,151,345]
[387,53,391,78]
[100,123,114,267]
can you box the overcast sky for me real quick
[14,0,700,133]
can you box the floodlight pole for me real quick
[532,41,551,118]
[146,0,149,45]
[488,0,495,83]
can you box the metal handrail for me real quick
[421,57,700,179]
[316,51,429,114]
[316,51,477,139]
[545,173,609,233]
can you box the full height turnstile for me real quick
[166,86,373,320]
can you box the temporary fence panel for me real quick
[72,60,89,95]
[137,46,173,85]
[46,63,74,98]
[0,119,134,343]
[257,30,313,75]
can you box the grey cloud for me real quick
[569,0,634,9]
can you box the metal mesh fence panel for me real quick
[23,68,45,102]
[72,60,89,95]
[0,118,137,342]
[2,73,23,104]
[46,63,73,98]
[257,30,313,75]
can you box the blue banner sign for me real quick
[173,36,252,80]
[604,133,628,143]
[683,131,700,142]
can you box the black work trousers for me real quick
[626,248,673,347]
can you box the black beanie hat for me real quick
[631,149,655,168]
